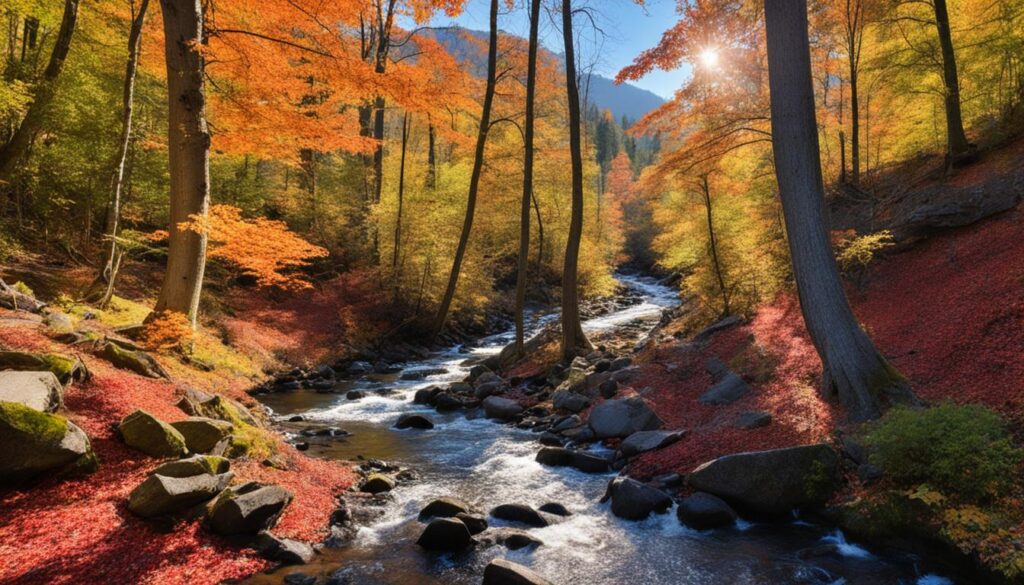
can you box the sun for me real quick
[699,48,720,69]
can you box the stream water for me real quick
[249,275,955,585]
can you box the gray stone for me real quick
[170,417,233,453]
[101,342,168,379]
[118,409,188,458]
[153,454,230,478]
[588,397,663,438]
[416,517,472,551]
[487,527,543,550]
[255,532,315,565]
[395,414,434,430]
[207,482,294,535]
[598,379,619,399]
[0,402,97,483]
[609,357,632,372]
[0,371,63,412]
[676,492,737,530]
[620,430,686,457]
[128,472,233,517]
[490,503,549,527]
[551,390,589,413]
[474,381,504,399]
[434,393,464,412]
[455,512,488,534]
[475,372,503,387]
[535,447,609,473]
[551,415,581,433]
[538,502,571,517]
[607,477,672,520]
[687,444,840,515]
[698,372,751,405]
[419,497,471,519]
[736,411,772,430]
[483,396,523,420]
[482,559,554,585]
[0,351,88,385]
[361,473,395,494]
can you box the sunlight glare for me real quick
[699,48,719,69]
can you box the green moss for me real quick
[41,354,85,384]
[11,281,34,297]
[195,396,273,459]
[0,401,68,443]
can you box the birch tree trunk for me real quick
[764,0,918,422]
[153,0,210,328]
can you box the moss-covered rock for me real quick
[128,471,234,518]
[100,343,168,379]
[0,401,97,484]
[118,409,188,458]
[170,417,233,454]
[0,371,64,412]
[153,454,230,478]
[0,350,89,385]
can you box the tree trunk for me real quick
[514,0,542,357]
[430,0,498,340]
[426,121,437,190]
[764,0,918,422]
[559,0,593,360]
[86,0,149,307]
[932,0,972,161]
[153,0,210,328]
[845,0,862,185]
[701,175,730,317]
[0,0,79,185]
[392,112,409,301]
[532,190,544,269]
[372,95,385,204]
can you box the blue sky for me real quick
[427,0,691,100]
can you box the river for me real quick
[249,274,953,585]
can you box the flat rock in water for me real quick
[687,444,840,515]
[588,397,663,438]
[419,497,471,519]
[535,447,610,473]
[361,473,395,494]
[676,492,737,530]
[455,512,488,534]
[698,372,751,405]
[0,371,63,412]
[416,517,473,551]
[482,559,555,585]
[620,430,686,457]
[490,503,550,527]
[483,527,543,550]
[395,414,434,430]
[608,477,672,520]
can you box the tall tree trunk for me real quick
[426,121,437,190]
[87,0,149,306]
[431,0,498,340]
[532,191,544,269]
[0,0,79,185]
[372,96,385,204]
[153,0,210,328]
[764,0,918,422]
[932,0,971,161]
[559,0,592,360]
[514,0,541,357]
[392,112,409,301]
[845,0,862,185]
[700,175,730,316]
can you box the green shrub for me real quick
[865,403,1023,502]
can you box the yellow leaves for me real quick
[907,484,948,508]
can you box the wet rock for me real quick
[560,426,595,442]
[620,430,686,457]
[699,371,752,405]
[287,415,305,422]
[676,492,737,530]
[0,402,97,483]
[294,442,309,451]
[413,387,441,405]
[395,414,434,430]
[434,393,464,412]
[419,497,471,519]
[361,473,396,494]
[735,411,772,430]
[0,371,63,412]
[475,372,503,387]
[538,432,563,447]
[416,517,472,551]
[490,503,550,527]
[538,502,571,517]
[594,359,612,373]
[482,559,554,585]
[283,573,316,585]
[588,397,663,439]
[468,364,492,383]
[535,447,610,473]
[346,390,365,400]
[128,471,233,518]
[255,531,315,565]
[118,409,188,458]
[687,444,840,515]
[551,415,582,433]
[551,390,589,414]
[170,417,233,454]
[346,361,373,376]
[207,482,293,535]
[483,396,523,420]
[474,381,504,399]
[485,527,543,550]
[456,512,488,534]
[153,454,230,477]
[607,477,672,520]
[449,382,473,395]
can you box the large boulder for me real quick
[361,473,395,494]
[100,342,168,379]
[490,503,550,528]
[416,517,473,551]
[698,372,751,405]
[419,497,471,519]
[207,482,294,535]
[128,472,234,518]
[588,397,663,439]
[676,492,737,530]
[119,409,188,458]
[153,454,230,477]
[620,430,686,457]
[0,401,97,483]
[482,559,554,585]
[551,390,589,414]
[535,447,610,474]
[395,414,434,430]
[0,371,63,412]
[0,351,88,385]
[482,396,524,421]
[170,417,233,453]
[687,444,840,515]
[606,477,672,520]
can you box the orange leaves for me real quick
[138,310,193,351]
[180,205,328,291]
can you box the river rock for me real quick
[255,531,315,565]
[346,390,365,400]
[475,381,504,399]
[468,364,492,382]
[607,477,672,520]
[698,372,751,405]
[485,527,543,550]
[0,371,63,412]
[170,417,233,453]
[128,471,233,518]
[598,379,619,399]
[620,430,686,457]
[0,401,97,483]
[687,444,840,515]
[588,397,663,438]
[361,473,396,494]
[551,415,581,433]
[735,410,772,429]
[483,396,523,420]
[413,387,441,405]
[609,357,632,372]
[475,372,503,387]
[456,512,488,534]
[539,432,563,447]
[207,482,294,535]
[153,454,230,477]
[676,492,737,530]
[482,559,554,585]
[552,390,589,413]
[119,409,188,458]
[538,503,571,517]
[395,413,434,430]
[416,517,473,551]
[490,503,549,527]
[346,361,373,376]
[434,393,464,412]
[419,496,471,519]
[535,447,610,473]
